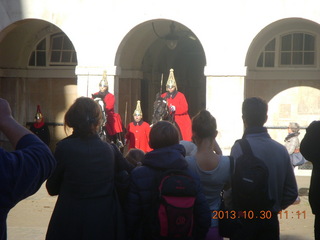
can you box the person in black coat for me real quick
[126,120,211,240]
[300,121,320,240]
[45,97,131,240]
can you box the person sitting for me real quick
[161,69,192,141]
[0,98,56,240]
[29,104,50,146]
[92,71,124,148]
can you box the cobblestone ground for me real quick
[7,176,314,240]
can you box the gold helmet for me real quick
[35,105,43,120]
[133,100,143,116]
[166,68,177,91]
[99,70,108,87]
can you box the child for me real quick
[125,148,145,167]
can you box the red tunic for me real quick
[125,121,152,152]
[93,91,123,136]
[161,91,192,141]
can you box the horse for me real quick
[151,93,182,139]
[94,98,108,141]
[151,94,173,127]
[94,97,125,152]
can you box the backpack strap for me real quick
[237,138,254,156]
[229,156,234,174]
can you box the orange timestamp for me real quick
[278,210,306,219]
[212,210,273,220]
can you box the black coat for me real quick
[300,121,320,214]
[46,134,126,240]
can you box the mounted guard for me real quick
[92,71,125,150]
[160,68,192,141]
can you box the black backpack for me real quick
[232,139,274,211]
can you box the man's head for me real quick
[134,114,142,122]
[133,100,143,122]
[99,70,108,92]
[242,97,268,128]
[289,122,300,133]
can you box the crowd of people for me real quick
[0,70,319,240]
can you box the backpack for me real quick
[155,169,197,238]
[232,139,274,211]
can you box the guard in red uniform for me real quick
[92,71,124,146]
[125,100,152,153]
[161,69,192,141]
[30,105,50,146]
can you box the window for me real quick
[29,33,77,67]
[280,33,315,66]
[29,39,46,66]
[50,34,77,66]
[257,38,276,67]
[256,32,316,68]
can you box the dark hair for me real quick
[64,97,102,137]
[192,110,217,139]
[149,121,180,149]
[125,148,145,167]
[242,97,268,127]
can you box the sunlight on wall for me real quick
[266,86,320,144]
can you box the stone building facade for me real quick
[0,0,320,152]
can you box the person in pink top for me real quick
[161,68,192,141]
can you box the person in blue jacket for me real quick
[0,98,56,240]
[126,120,211,240]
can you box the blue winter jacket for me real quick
[0,134,56,240]
[126,144,211,240]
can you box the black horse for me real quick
[151,93,173,126]
[151,93,182,139]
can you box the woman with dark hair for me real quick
[126,120,211,240]
[186,110,230,240]
[45,97,130,240]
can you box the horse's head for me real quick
[93,97,107,125]
[151,96,170,126]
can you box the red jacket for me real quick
[93,91,123,136]
[161,91,192,141]
[126,121,152,152]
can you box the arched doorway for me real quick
[0,19,77,150]
[115,19,206,126]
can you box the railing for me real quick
[265,126,307,130]
[26,122,64,127]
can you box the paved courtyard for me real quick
[7,174,314,240]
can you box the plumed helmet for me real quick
[99,70,108,87]
[35,105,43,120]
[166,68,177,90]
[133,100,143,116]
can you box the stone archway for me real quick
[0,19,77,150]
[115,19,206,126]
